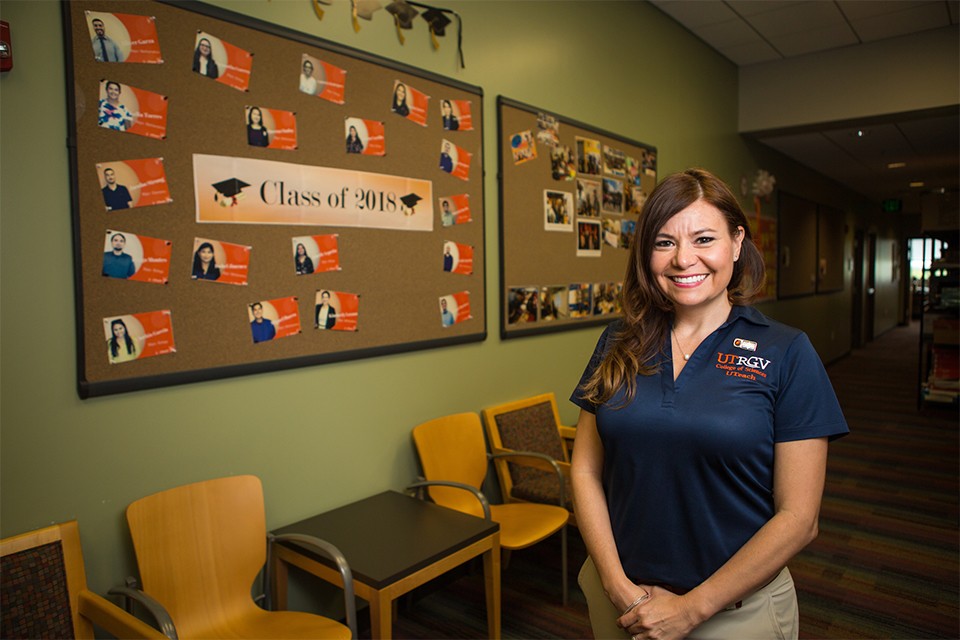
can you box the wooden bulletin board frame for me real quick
[497,97,657,340]
[64,0,486,398]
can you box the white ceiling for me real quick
[649,0,960,213]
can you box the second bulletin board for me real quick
[65,0,485,397]
[497,97,657,339]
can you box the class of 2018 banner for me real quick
[246,106,297,150]
[103,229,172,284]
[194,154,434,231]
[392,80,430,127]
[248,296,300,343]
[196,32,252,92]
[97,157,172,211]
[86,11,162,64]
[442,241,473,276]
[292,234,340,274]
[104,310,175,364]
[345,117,385,156]
[98,80,168,139]
[192,237,251,286]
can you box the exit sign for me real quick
[882,199,902,213]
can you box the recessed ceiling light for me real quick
[887,162,906,169]
[910,181,925,188]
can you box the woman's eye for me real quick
[654,240,673,248]
[695,236,715,244]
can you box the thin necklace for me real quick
[672,327,692,361]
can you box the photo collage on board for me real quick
[506,111,655,327]
[85,6,479,367]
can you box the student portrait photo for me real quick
[315,290,337,330]
[345,124,364,154]
[191,241,221,281]
[89,15,125,62]
[440,198,455,227]
[246,106,269,147]
[391,81,410,117]
[294,242,314,275]
[100,166,133,211]
[98,80,135,132]
[192,34,220,78]
[248,302,276,343]
[439,141,456,174]
[105,317,139,364]
[440,99,459,131]
[299,55,318,95]
[439,296,456,327]
[102,231,140,280]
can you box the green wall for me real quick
[1,0,885,601]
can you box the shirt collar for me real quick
[722,305,770,329]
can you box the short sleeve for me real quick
[569,324,617,414]
[774,332,849,442]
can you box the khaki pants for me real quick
[577,556,799,640]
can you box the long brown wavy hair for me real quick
[578,168,765,408]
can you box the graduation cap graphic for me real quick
[352,0,383,31]
[421,7,451,36]
[212,178,250,207]
[386,0,419,28]
[399,192,422,215]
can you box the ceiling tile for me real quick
[648,0,739,29]
[849,3,953,41]
[773,25,861,56]
[721,39,783,65]
[695,17,762,48]
[836,0,938,21]
[742,1,849,38]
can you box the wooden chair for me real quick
[482,393,577,524]
[408,412,571,605]
[1,520,165,639]
[121,475,357,639]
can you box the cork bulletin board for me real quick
[497,96,657,339]
[65,0,486,398]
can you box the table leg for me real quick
[369,591,394,639]
[483,532,501,640]
[272,556,290,610]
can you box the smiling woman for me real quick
[569,168,848,640]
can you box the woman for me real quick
[107,318,137,363]
[441,99,459,131]
[247,106,269,147]
[192,242,221,280]
[97,81,133,131]
[295,243,314,275]
[391,82,409,117]
[570,168,847,640]
[315,290,337,329]
[192,37,219,78]
[345,125,364,154]
[299,59,318,95]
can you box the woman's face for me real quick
[297,244,306,256]
[199,247,214,264]
[113,322,126,338]
[442,101,451,115]
[396,84,406,102]
[199,39,211,57]
[303,61,313,76]
[250,108,262,124]
[649,199,743,315]
[106,83,121,102]
[321,292,330,305]
[349,126,358,137]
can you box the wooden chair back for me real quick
[411,412,490,518]
[125,475,267,637]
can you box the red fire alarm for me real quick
[0,21,12,73]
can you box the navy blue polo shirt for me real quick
[571,305,848,591]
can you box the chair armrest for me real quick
[406,480,492,520]
[488,451,567,508]
[107,582,177,640]
[268,533,358,639]
[558,425,577,442]
[78,590,168,639]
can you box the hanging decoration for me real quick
[351,0,383,32]
[312,0,331,21]
[386,0,419,45]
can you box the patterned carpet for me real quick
[379,323,959,639]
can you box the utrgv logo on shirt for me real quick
[715,352,772,380]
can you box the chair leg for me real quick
[561,525,568,607]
